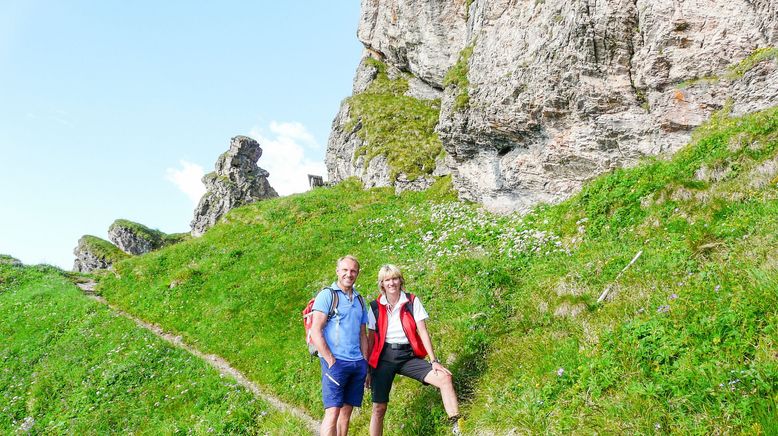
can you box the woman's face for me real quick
[381,276,402,293]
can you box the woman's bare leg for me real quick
[369,402,388,436]
[423,369,459,417]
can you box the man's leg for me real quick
[337,404,353,435]
[369,402,388,436]
[336,360,368,435]
[320,358,347,436]
[321,407,340,436]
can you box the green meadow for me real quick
[0,263,310,434]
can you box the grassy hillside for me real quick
[0,263,309,434]
[88,106,778,434]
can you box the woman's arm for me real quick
[416,319,452,375]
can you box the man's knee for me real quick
[372,402,388,418]
[324,407,341,420]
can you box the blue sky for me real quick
[0,1,363,269]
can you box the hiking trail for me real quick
[76,279,319,434]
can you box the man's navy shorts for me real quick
[320,357,368,408]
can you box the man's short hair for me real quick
[337,255,361,271]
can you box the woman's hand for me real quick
[432,361,452,376]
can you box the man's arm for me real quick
[366,328,374,359]
[360,324,368,360]
[310,311,335,368]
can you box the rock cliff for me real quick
[191,136,278,236]
[108,219,189,255]
[327,0,778,212]
[72,235,129,273]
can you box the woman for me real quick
[366,264,461,436]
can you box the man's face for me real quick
[336,259,360,290]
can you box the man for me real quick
[310,255,369,436]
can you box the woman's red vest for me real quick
[368,292,428,368]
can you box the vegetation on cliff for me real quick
[346,58,442,182]
[678,45,777,88]
[443,43,474,112]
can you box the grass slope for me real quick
[95,107,778,434]
[0,264,309,434]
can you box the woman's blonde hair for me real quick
[377,264,405,295]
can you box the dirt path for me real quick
[76,280,320,434]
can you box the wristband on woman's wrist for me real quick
[431,358,440,364]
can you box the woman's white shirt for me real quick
[367,292,429,344]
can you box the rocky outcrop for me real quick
[72,235,128,273]
[108,219,188,255]
[326,58,448,192]
[328,0,778,212]
[0,254,22,267]
[191,136,278,236]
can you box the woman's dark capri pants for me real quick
[371,343,433,403]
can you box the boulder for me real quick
[190,136,278,236]
[72,235,128,273]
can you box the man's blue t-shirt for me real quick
[312,283,368,362]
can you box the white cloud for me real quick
[165,160,206,205]
[268,121,319,149]
[250,121,327,196]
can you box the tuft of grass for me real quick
[346,59,443,182]
[464,0,475,20]
[726,46,778,80]
[677,46,778,88]
[443,43,474,112]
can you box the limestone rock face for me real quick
[329,0,778,212]
[108,220,160,255]
[72,235,128,273]
[191,136,278,236]
[357,0,469,86]
[108,219,187,255]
